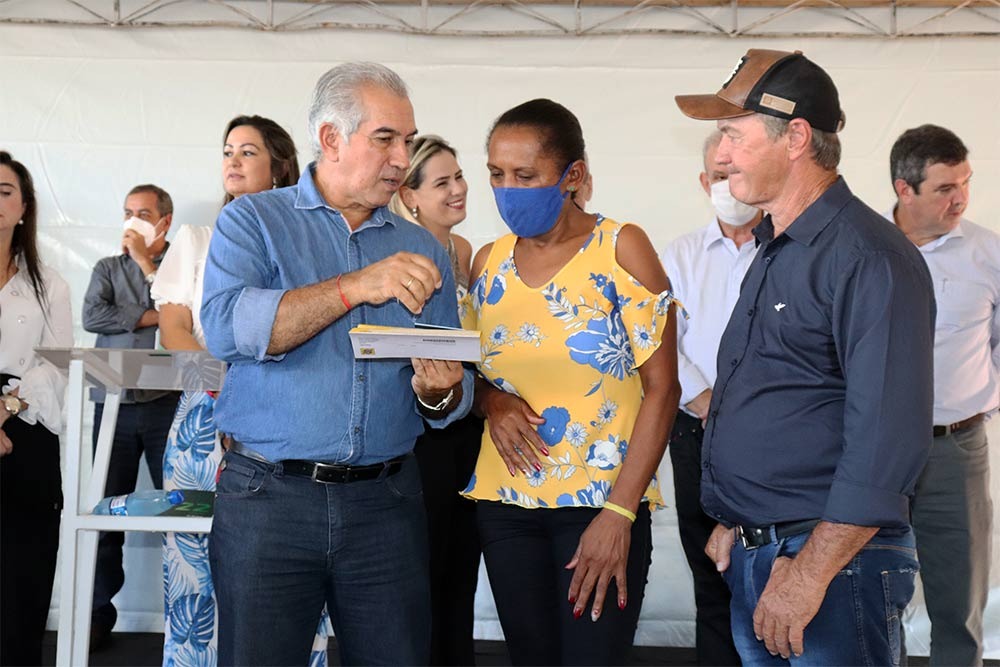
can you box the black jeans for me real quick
[669,411,740,666]
[477,500,652,666]
[0,372,62,667]
[414,415,483,666]
[90,393,179,627]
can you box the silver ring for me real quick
[514,447,522,455]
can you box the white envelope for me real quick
[348,324,481,363]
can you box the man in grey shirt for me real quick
[81,183,180,649]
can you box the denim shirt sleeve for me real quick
[415,255,473,428]
[201,200,288,363]
[825,249,935,528]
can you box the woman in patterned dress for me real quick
[463,99,682,665]
[389,135,484,666]
[152,116,329,667]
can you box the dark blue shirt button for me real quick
[747,308,755,317]
[764,257,773,264]
[730,358,738,366]
[357,374,365,382]
[353,426,361,434]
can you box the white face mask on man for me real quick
[122,216,163,247]
[710,179,758,226]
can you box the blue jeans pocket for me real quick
[880,562,918,666]
[383,457,423,499]
[216,454,270,499]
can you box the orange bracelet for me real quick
[336,274,352,310]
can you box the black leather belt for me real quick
[281,457,404,484]
[736,519,821,550]
[227,439,404,484]
[933,412,985,438]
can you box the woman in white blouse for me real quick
[151,116,330,667]
[0,151,74,666]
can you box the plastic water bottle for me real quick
[92,490,185,516]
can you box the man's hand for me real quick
[136,309,159,329]
[122,229,158,275]
[685,388,712,427]
[342,252,442,315]
[411,358,463,408]
[753,557,826,659]
[705,523,735,572]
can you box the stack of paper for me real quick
[348,324,481,363]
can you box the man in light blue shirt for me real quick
[887,124,998,666]
[201,62,472,666]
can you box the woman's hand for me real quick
[411,358,463,406]
[565,508,633,621]
[481,389,547,477]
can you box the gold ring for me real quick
[405,277,414,289]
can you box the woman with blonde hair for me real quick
[390,135,484,666]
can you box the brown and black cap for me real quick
[675,49,845,133]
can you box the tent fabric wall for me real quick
[1,22,998,656]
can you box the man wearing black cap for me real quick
[675,49,936,664]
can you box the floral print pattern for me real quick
[463,217,682,510]
[162,392,330,667]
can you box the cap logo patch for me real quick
[760,93,796,115]
[722,56,747,89]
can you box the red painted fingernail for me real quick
[568,596,576,605]
[573,608,582,619]
[541,448,549,456]
[618,599,626,610]
[508,466,516,477]
[534,463,542,472]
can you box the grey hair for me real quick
[759,114,841,171]
[307,62,409,160]
[702,130,723,169]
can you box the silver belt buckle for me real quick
[737,525,761,550]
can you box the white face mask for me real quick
[710,179,758,226]
[123,216,161,247]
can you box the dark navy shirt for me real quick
[701,178,935,530]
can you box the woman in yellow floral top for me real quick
[465,99,681,666]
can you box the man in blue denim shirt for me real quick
[676,49,934,665]
[201,62,473,666]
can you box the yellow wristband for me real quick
[602,501,636,523]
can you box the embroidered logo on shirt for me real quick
[774,302,786,312]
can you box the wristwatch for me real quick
[416,388,454,412]
[1,394,22,417]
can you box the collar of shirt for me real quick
[881,206,966,253]
[753,176,852,247]
[293,163,397,232]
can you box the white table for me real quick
[38,348,225,667]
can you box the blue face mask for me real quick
[493,165,572,238]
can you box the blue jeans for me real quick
[91,394,179,627]
[209,450,430,666]
[725,527,918,666]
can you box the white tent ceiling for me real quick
[1,0,999,36]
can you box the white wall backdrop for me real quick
[2,20,998,656]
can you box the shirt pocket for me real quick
[936,278,994,333]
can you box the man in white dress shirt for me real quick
[659,130,762,666]
[888,124,998,666]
